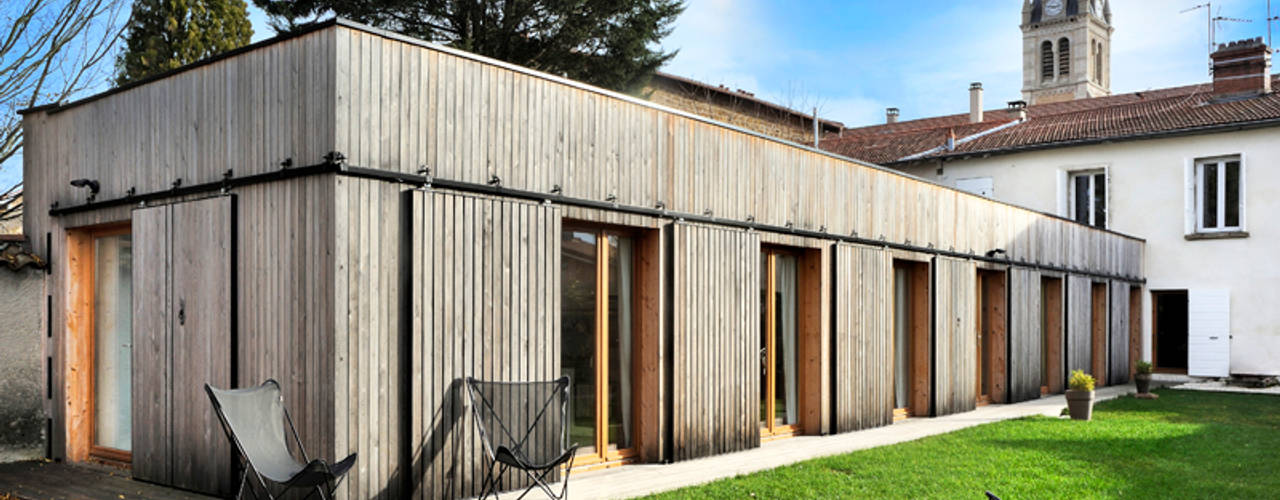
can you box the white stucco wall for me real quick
[899,127,1280,376]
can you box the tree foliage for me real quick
[115,0,253,85]
[254,0,684,93]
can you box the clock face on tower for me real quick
[1045,0,1064,16]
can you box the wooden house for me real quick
[21,20,1144,499]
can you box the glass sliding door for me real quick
[760,249,798,436]
[92,230,133,459]
[561,226,635,464]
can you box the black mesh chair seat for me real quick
[206,380,357,499]
[494,444,578,471]
[465,376,579,499]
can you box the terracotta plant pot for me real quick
[1066,389,1094,421]
[1135,373,1152,394]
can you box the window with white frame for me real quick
[1068,169,1107,228]
[1194,156,1243,232]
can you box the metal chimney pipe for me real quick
[969,82,984,123]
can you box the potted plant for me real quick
[1066,369,1096,421]
[1134,361,1153,394]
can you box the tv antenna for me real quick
[1268,0,1279,50]
[1183,3,1254,74]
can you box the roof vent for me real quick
[1007,100,1028,120]
[886,107,900,124]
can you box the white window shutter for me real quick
[1187,289,1231,377]
[1184,161,1196,235]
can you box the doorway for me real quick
[1091,282,1108,386]
[1152,291,1188,373]
[976,269,1007,404]
[1040,277,1064,394]
[65,223,133,466]
[760,248,800,438]
[892,260,930,419]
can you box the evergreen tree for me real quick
[115,0,253,85]
[254,0,684,93]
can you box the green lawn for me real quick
[643,390,1280,499]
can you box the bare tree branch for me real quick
[0,0,128,181]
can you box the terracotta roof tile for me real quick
[821,76,1280,164]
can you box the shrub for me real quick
[1069,370,1095,392]
[1135,361,1153,375]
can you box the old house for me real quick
[644,72,843,144]
[822,31,1277,378]
[22,20,1142,498]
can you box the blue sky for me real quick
[2,0,1275,189]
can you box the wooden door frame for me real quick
[1128,287,1142,378]
[759,246,805,439]
[891,259,931,419]
[976,269,1007,405]
[65,222,133,466]
[1041,276,1064,394]
[1090,282,1108,385]
[562,222,646,468]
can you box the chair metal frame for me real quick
[465,376,580,500]
[206,379,353,500]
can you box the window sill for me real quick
[1185,231,1249,241]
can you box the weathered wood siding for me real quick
[129,197,234,496]
[1007,268,1042,403]
[1108,281,1131,385]
[235,176,337,479]
[326,26,1144,281]
[331,177,405,500]
[832,244,893,432]
[669,223,760,461]
[933,257,976,416]
[404,189,560,499]
[1065,276,1093,375]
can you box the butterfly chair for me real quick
[465,377,580,499]
[206,380,358,499]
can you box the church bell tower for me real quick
[1021,0,1113,104]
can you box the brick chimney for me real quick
[1211,37,1272,98]
[886,107,900,124]
[969,83,983,123]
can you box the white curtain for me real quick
[616,237,633,447]
[94,234,133,451]
[894,268,909,409]
[777,255,798,425]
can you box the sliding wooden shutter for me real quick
[669,222,760,461]
[1108,281,1131,385]
[933,257,976,416]
[407,190,561,500]
[131,204,170,485]
[1007,268,1042,403]
[832,244,892,432]
[1065,276,1092,375]
[131,196,234,496]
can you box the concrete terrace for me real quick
[567,384,1138,499]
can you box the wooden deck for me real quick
[0,461,215,500]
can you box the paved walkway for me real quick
[1173,379,1280,396]
[566,384,1136,499]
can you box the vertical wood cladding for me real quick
[1108,281,1131,385]
[405,189,561,499]
[1007,268,1043,403]
[832,244,893,432]
[1066,276,1093,376]
[669,223,760,461]
[933,257,977,416]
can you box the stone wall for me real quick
[645,79,819,145]
[0,265,44,462]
